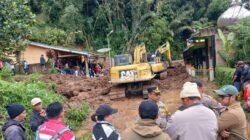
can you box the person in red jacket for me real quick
[36,102,75,140]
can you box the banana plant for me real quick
[217,29,235,66]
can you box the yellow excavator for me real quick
[109,44,156,99]
[150,41,173,79]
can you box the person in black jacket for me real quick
[91,104,121,140]
[2,103,27,140]
[29,98,48,132]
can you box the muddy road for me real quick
[42,61,218,139]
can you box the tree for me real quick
[205,0,230,21]
[217,29,236,66]
[27,0,231,59]
[229,19,250,60]
[0,0,35,60]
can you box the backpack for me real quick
[35,126,71,140]
[92,122,120,140]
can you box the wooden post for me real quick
[84,56,90,77]
[209,58,214,81]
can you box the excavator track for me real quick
[109,84,126,100]
[108,80,158,100]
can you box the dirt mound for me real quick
[156,63,192,90]
[41,75,111,109]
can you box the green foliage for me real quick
[0,77,64,139]
[80,131,92,140]
[0,75,89,139]
[192,18,214,30]
[138,18,169,52]
[49,67,60,74]
[65,103,89,131]
[217,29,236,66]
[205,0,230,20]
[215,66,235,86]
[27,0,229,59]
[228,19,250,61]
[0,66,13,80]
[0,0,35,58]
[30,26,74,47]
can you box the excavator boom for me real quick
[155,41,172,66]
[134,44,148,64]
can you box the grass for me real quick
[79,131,92,140]
[0,72,89,139]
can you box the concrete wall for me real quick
[21,45,48,64]
[192,28,227,66]
[215,34,227,66]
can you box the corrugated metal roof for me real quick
[30,42,98,56]
[217,5,250,27]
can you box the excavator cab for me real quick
[114,54,132,66]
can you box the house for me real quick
[19,42,103,73]
[182,1,250,80]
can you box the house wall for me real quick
[21,45,49,64]
[192,28,227,66]
[215,34,227,66]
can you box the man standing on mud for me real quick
[165,82,218,140]
[214,85,248,140]
[30,97,48,132]
[147,87,171,129]
[2,103,27,140]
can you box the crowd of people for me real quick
[0,60,15,75]
[54,58,108,77]
[2,79,249,140]
[2,99,75,140]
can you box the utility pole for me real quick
[107,30,113,67]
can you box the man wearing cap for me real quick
[30,97,48,132]
[91,104,121,140]
[36,102,76,140]
[190,79,226,116]
[2,103,28,140]
[165,82,218,140]
[214,85,248,140]
[233,61,244,91]
[147,87,171,129]
[122,100,171,140]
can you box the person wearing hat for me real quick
[91,104,121,140]
[190,79,226,116]
[233,61,244,91]
[36,102,76,140]
[122,100,171,140]
[147,86,170,129]
[214,85,248,140]
[29,97,48,132]
[2,103,28,140]
[165,82,218,140]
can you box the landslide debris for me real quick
[41,75,111,109]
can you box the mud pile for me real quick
[156,61,192,90]
[42,75,111,109]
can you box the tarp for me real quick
[217,4,250,27]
